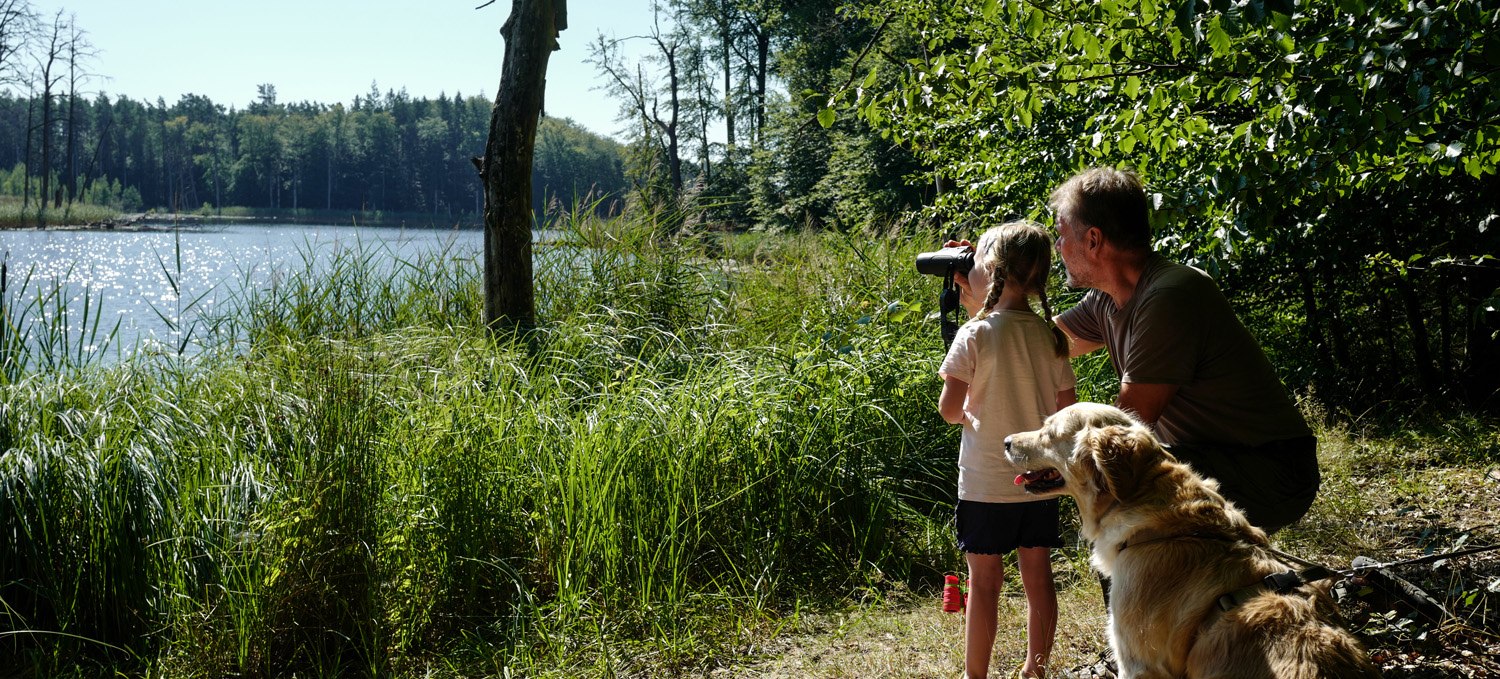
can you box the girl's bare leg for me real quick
[964,552,1006,678]
[1016,547,1058,678]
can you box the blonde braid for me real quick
[978,269,1005,319]
[1038,288,1069,358]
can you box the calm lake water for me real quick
[1,223,487,359]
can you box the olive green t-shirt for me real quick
[1057,254,1311,447]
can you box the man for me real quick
[1050,167,1319,533]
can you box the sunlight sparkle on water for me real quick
[1,223,480,358]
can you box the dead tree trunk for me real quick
[479,0,566,332]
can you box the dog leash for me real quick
[1214,543,1500,613]
[1271,542,1500,579]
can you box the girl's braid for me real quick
[1038,288,1070,358]
[977,254,1005,319]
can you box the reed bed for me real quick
[0,199,119,229]
[0,213,992,676]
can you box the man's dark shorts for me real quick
[955,498,1064,555]
[1166,435,1320,534]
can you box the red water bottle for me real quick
[942,574,965,613]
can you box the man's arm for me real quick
[1055,316,1105,358]
[1117,381,1179,425]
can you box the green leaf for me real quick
[1207,18,1232,57]
[862,69,879,89]
[817,108,836,129]
[1125,76,1142,98]
[1175,0,1200,41]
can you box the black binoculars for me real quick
[914,246,975,278]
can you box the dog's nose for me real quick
[1003,436,1013,452]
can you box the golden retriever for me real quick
[1004,403,1380,679]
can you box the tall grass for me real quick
[0,198,119,228]
[0,212,1006,676]
[8,212,1492,676]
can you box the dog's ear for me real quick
[1085,425,1163,503]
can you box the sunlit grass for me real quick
[0,198,119,228]
[6,208,1489,677]
[0,210,971,676]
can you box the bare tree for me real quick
[588,2,686,202]
[2,0,35,208]
[0,0,33,86]
[729,2,773,146]
[32,9,69,213]
[477,0,567,331]
[681,0,738,152]
[681,36,714,184]
[64,18,96,207]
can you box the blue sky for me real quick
[26,0,656,140]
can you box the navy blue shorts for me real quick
[955,498,1063,555]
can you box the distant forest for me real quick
[0,0,936,231]
[0,84,628,221]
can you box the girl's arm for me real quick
[938,374,969,425]
[1056,387,1077,412]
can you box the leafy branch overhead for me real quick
[850,0,1500,230]
[841,0,1500,407]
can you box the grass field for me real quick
[1,211,1496,677]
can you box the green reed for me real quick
[0,257,122,382]
[0,212,985,676]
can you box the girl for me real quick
[938,221,1076,679]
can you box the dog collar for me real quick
[1116,529,1234,554]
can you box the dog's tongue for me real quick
[1015,469,1059,486]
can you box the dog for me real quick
[1004,402,1380,679]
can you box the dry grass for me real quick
[712,563,1111,678]
[703,415,1500,679]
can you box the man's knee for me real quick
[1169,437,1321,533]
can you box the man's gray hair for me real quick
[1049,167,1152,251]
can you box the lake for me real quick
[0,223,487,361]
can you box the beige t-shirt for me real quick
[939,310,1076,503]
[1057,254,1311,447]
